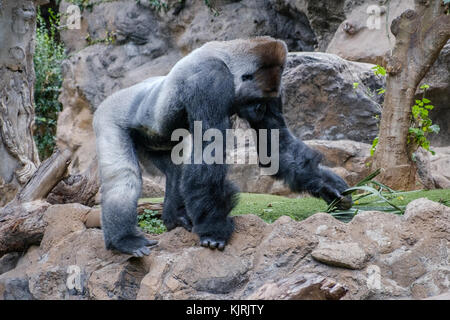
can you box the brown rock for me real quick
[1,198,449,300]
[312,241,368,270]
[247,273,347,300]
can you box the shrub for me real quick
[34,8,65,160]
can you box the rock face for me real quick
[283,53,384,143]
[0,198,448,300]
[327,0,415,66]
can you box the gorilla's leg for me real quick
[247,98,352,209]
[95,124,157,257]
[144,151,193,232]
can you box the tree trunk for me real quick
[0,0,48,206]
[373,0,450,190]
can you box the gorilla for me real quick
[93,37,352,257]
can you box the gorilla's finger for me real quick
[140,247,151,256]
[209,241,219,249]
[337,195,353,210]
[201,239,210,247]
[217,242,225,251]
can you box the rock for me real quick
[417,42,450,147]
[311,241,368,270]
[0,252,20,275]
[424,291,450,300]
[247,273,348,300]
[141,176,165,198]
[430,146,450,189]
[326,0,415,66]
[283,52,384,144]
[1,198,448,300]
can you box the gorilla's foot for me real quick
[111,234,158,257]
[200,237,226,251]
[195,217,234,251]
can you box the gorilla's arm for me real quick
[244,98,352,209]
[180,58,239,250]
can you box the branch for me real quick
[13,148,73,203]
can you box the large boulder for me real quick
[283,52,384,143]
[326,0,415,66]
[0,198,449,300]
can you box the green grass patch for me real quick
[140,188,450,226]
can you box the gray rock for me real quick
[283,52,384,143]
[0,198,449,299]
[311,241,368,270]
[0,252,20,275]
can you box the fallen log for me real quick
[0,148,72,256]
[47,157,100,207]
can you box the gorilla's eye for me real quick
[241,74,254,82]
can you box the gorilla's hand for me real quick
[318,167,353,210]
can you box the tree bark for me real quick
[13,148,72,203]
[373,0,450,190]
[0,0,49,206]
[47,156,100,207]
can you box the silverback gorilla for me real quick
[93,37,352,257]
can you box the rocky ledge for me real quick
[0,198,448,300]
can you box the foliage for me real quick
[408,84,440,155]
[370,136,379,157]
[360,65,439,157]
[326,169,449,222]
[134,0,218,15]
[138,209,167,234]
[85,31,116,45]
[34,8,66,160]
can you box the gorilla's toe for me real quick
[217,242,225,251]
[132,246,151,257]
[200,238,226,250]
[112,234,158,257]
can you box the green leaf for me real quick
[353,82,359,89]
[422,98,431,103]
[420,84,430,90]
[370,136,378,157]
[429,124,440,134]
[424,105,434,110]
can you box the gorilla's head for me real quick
[208,36,288,104]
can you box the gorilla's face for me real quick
[235,64,283,103]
